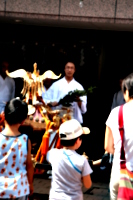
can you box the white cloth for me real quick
[43,77,87,123]
[42,86,50,104]
[106,101,133,199]
[46,148,93,200]
[109,168,120,200]
[0,75,15,113]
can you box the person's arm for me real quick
[82,174,92,189]
[92,150,109,166]
[104,126,114,154]
[74,85,87,113]
[79,95,87,113]
[74,96,82,109]
[43,83,59,106]
[43,84,54,103]
[82,158,93,189]
[26,139,34,195]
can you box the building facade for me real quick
[0,0,133,159]
[0,0,133,31]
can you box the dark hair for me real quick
[60,135,83,147]
[64,56,76,67]
[122,73,133,97]
[5,98,28,125]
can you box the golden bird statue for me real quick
[6,62,61,105]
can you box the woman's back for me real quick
[123,101,133,170]
[105,73,133,199]
[106,101,133,172]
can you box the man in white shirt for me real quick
[0,59,15,113]
[44,61,87,124]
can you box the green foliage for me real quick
[58,86,96,107]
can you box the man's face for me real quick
[64,62,75,78]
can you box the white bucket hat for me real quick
[59,119,90,140]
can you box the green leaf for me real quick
[58,86,96,107]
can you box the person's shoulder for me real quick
[19,133,28,140]
[48,148,60,155]
[46,148,60,162]
[106,105,120,124]
[73,79,84,89]
[7,76,15,84]
[110,105,121,118]
[112,104,121,111]
[52,77,64,86]
[74,151,86,163]
[20,133,28,137]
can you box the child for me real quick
[0,98,34,199]
[46,119,93,200]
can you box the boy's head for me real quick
[59,119,90,147]
[5,98,28,125]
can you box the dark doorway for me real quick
[1,23,133,159]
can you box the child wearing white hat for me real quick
[46,119,93,200]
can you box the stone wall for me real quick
[0,0,133,30]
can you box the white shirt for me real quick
[106,101,133,172]
[42,86,50,103]
[44,77,87,123]
[47,148,93,200]
[0,75,15,113]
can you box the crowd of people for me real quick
[0,56,133,199]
